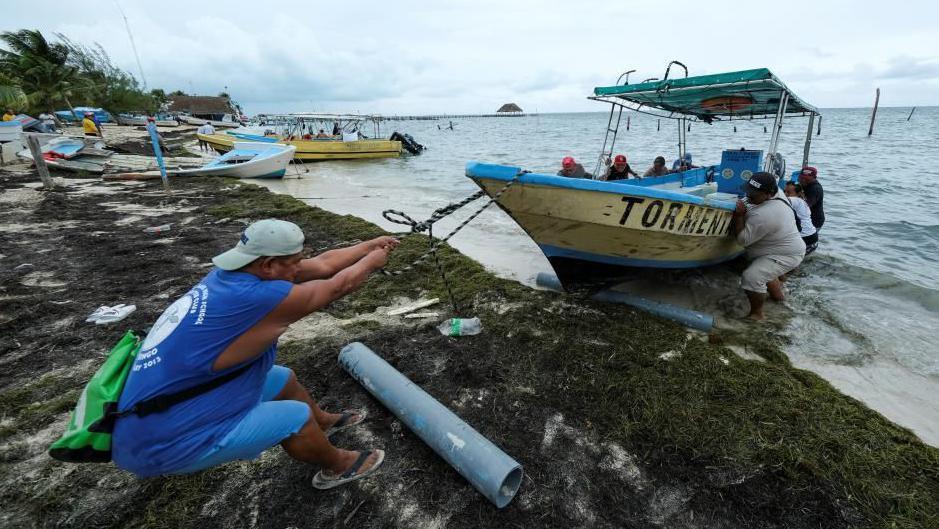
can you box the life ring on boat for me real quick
[700,96,753,113]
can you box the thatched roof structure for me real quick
[167,96,233,117]
[496,103,523,113]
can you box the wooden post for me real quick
[868,88,880,136]
[626,116,630,131]
[657,119,660,131]
[817,115,822,136]
[25,135,55,190]
[907,107,916,121]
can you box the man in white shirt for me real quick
[732,172,806,320]
[784,181,818,254]
[197,122,216,151]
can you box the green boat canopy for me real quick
[591,68,818,122]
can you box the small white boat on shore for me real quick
[116,114,179,127]
[16,134,114,173]
[173,141,295,179]
[178,114,241,128]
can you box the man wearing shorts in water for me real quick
[732,172,806,320]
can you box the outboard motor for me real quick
[390,131,425,155]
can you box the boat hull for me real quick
[175,142,296,179]
[197,133,401,160]
[467,163,744,276]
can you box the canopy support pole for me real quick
[764,92,789,172]
[594,103,624,178]
[802,113,816,168]
[677,116,686,165]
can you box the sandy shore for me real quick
[1,168,937,528]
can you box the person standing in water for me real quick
[732,172,806,320]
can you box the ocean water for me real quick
[260,107,939,445]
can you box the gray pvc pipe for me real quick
[535,272,714,331]
[338,342,523,508]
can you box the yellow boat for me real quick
[467,65,821,286]
[468,163,744,273]
[197,133,401,160]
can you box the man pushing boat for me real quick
[732,172,805,320]
[111,219,398,489]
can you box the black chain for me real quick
[379,172,525,312]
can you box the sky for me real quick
[3,0,938,115]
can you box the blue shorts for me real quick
[173,365,310,474]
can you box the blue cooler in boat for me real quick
[716,149,762,196]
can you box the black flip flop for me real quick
[325,409,366,438]
[312,449,385,490]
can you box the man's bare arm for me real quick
[211,248,389,371]
[296,236,398,281]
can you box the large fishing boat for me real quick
[197,113,413,161]
[467,63,820,286]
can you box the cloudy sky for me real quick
[3,0,938,115]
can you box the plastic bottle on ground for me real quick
[437,317,482,336]
[143,224,172,234]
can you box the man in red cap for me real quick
[557,156,589,178]
[604,154,638,181]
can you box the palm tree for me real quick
[0,29,82,118]
[0,72,27,109]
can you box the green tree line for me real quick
[0,29,165,118]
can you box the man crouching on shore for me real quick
[732,172,805,320]
[112,219,397,489]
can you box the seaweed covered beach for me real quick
[1,170,937,529]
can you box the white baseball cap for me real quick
[212,219,305,271]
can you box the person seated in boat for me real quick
[604,154,638,181]
[82,112,101,137]
[557,156,590,178]
[302,133,313,140]
[315,129,330,139]
[3,108,16,122]
[671,152,698,172]
[111,219,399,488]
[784,181,818,255]
[643,156,672,177]
[732,172,805,320]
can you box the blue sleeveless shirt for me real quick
[112,269,293,477]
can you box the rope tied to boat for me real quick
[379,171,526,313]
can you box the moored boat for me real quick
[173,141,295,179]
[197,132,402,161]
[467,64,821,286]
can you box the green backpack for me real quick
[49,330,258,463]
[49,330,142,463]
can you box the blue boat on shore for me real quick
[55,107,112,123]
